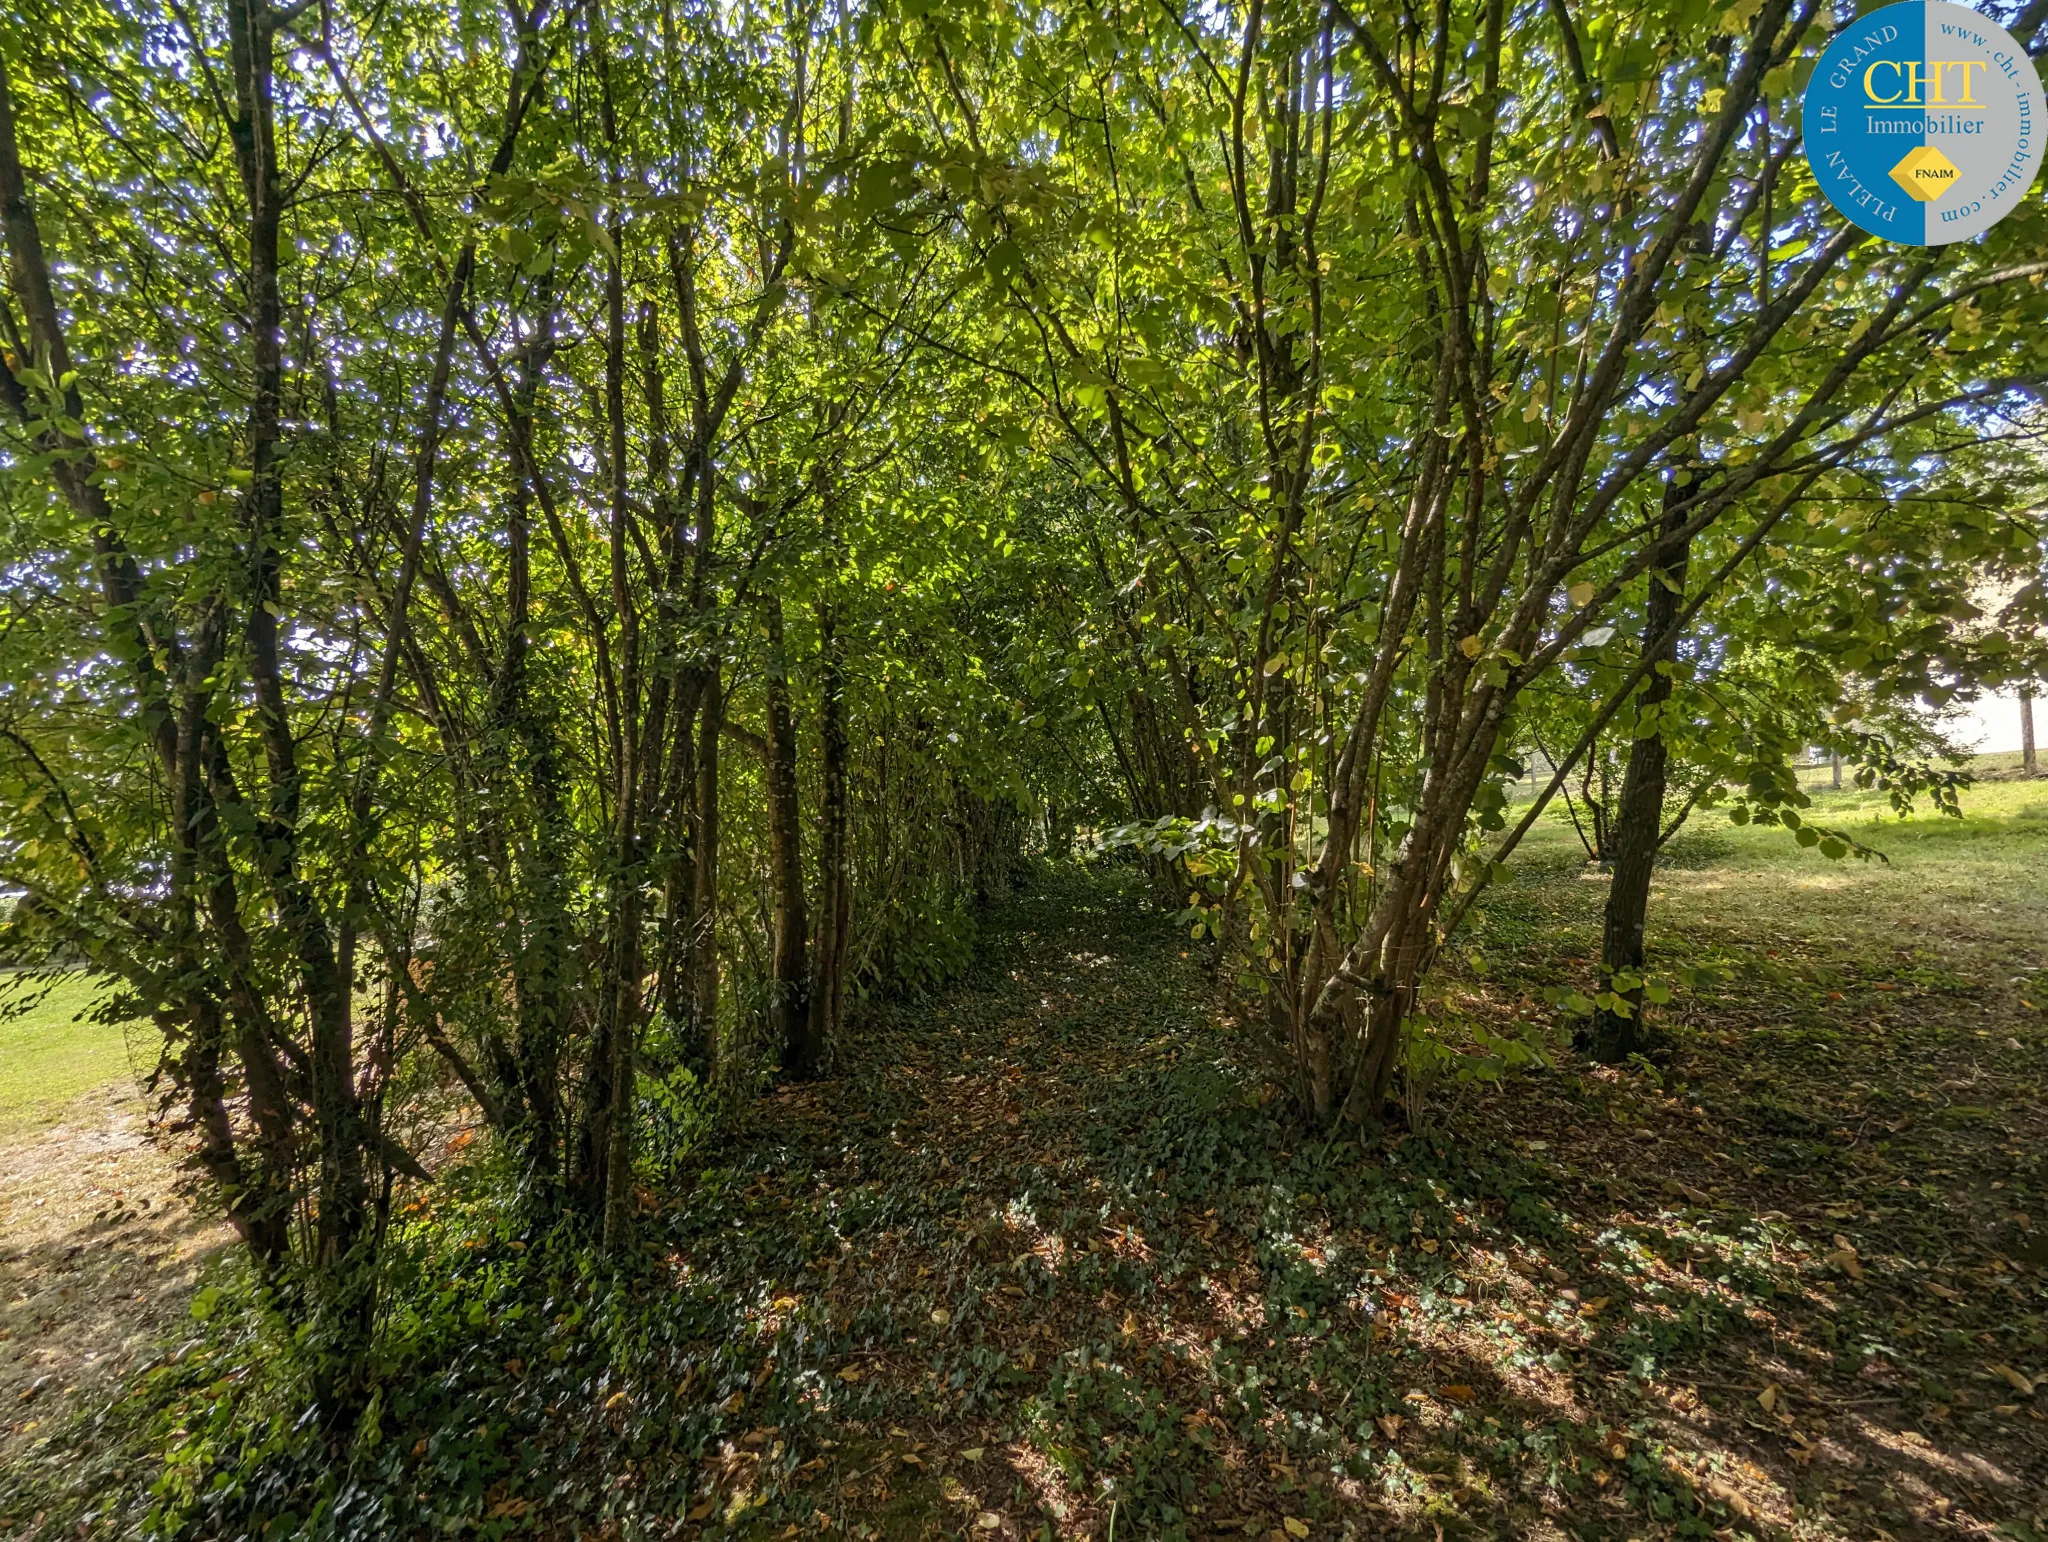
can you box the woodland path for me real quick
[4,857,2045,1542]
[651,861,2048,1540]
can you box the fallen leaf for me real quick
[961,1446,984,1462]
[1579,1296,1609,1317]
[836,1366,862,1383]
[1991,1363,2036,1396]
[1757,1383,1780,1413]
[1924,1281,1959,1301]
[1704,1477,1755,1519]
[931,1307,951,1325]
[976,1513,1002,1531]
[1823,1237,1863,1279]
[1374,1413,1404,1440]
[1439,1384,1476,1403]
[1284,1519,1311,1539]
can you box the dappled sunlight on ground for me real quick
[0,1081,232,1462]
[3,799,2043,1539]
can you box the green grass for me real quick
[1509,755,2048,971]
[0,973,141,1137]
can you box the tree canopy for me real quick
[1,0,2044,1423]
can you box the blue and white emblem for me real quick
[1802,1,2042,244]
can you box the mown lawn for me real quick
[0,974,138,1139]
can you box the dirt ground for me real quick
[0,1079,232,1462]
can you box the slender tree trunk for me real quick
[2023,686,2037,776]
[579,203,641,1249]
[653,695,700,1049]
[806,597,852,1068]
[765,597,815,1076]
[1831,750,1842,789]
[1587,469,1694,1063]
[692,670,724,1074]
[227,4,372,1378]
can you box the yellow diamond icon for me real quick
[1889,145,1961,202]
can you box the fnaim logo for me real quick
[1802,1,2042,244]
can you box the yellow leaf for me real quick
[1459,634,1483,658]
[1567,581,1595,607]
[1756,1383,1779,1413]
[931,1307,951,1325]
[976,1513,1002,1531]
[1579,1296,1609,1317]
[961,1446,984,1462]
[1440,1384,1476,1404]
[1284,1519,1311,1539]
[1992,1363,2037,1396]
[837,1366,862,1382]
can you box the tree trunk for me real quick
[2023,686,2037,777]
[692,669,724,1074]
[1587,469,1694,1063]
[1831,750,1842,789]
[765,597,815,1076]
[806,598,852,1069]
[578,208,642,1249]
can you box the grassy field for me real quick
[0,974,141,1139]
[1510,755,2048,980]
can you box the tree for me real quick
[0,0,1049,1410]
[868,0,2046,1122]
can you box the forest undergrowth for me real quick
[4,847,2046,1542]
